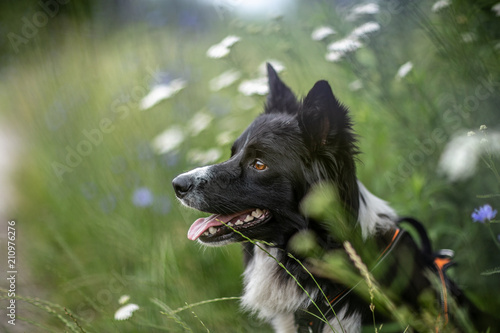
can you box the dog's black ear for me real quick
[265,63,298,114]
[299,80,354,152]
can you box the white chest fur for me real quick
[241,245,310,320]
[241,245,363,333]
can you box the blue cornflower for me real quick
[471,204,497,223]
[132,187,154,207]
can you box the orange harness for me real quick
[433,253,454,331]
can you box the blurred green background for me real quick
[1,0,499,332]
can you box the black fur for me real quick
[172,64,497,332]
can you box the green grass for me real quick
[1,0,499,331]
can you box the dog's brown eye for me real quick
[252,160,267,171]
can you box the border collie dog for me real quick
[172,65,483,332]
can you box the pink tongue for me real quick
[187,211,251,241]
[187,215,223,241]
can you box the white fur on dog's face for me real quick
[174,165,213,210]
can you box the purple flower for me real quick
[132,187,154,207]
[471,204,497,223]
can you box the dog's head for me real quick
[172,64,358,246]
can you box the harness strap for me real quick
[433,251,455,332]
[398,217,455,332]
[377,228,401,260]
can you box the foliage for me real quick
[1,0,499,331]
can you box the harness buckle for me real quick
[435,249,454,259]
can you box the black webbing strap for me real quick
[397,217,455,332]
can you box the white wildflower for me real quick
[461,32,477,43]
[352,3,380,15]
[327,37,363,53]
[118,295,130,305]
[492,3,500,16]
[188,111,213,136]
[114,303,139,321]
[325,32,365,62]
[238,77,269,96]
[350,22,380,38]
[467,131,476,137]
[140,79,187,110]
[209,69,241,91]
[207,44,230,59]
[480,125,487,131]
[432,0,451,12]
[349,79,363,91]
[206,36,240,59]
[439,134,481,181]
[347,3,379,20]
[188,148,222,165]
[220,35,240,47]
[395,61,413,80]
[325,51,343,62]
[151,126,185,154]
[491,133,500,152]
[258,60,285,76]
[311,26,336,41]
[438,132,500,182]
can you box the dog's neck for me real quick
[240,181,398,329]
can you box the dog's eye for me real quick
[251,160,268,171]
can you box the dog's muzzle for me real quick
[172,174,193,199]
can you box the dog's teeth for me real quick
[252,209,263,218]
[235,220,243,226]
[203,231,209,236]
[208,227,217,235]
[244,215,254,222]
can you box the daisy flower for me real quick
[311,26,336,41]
[432,0,451,13]
[206,36,241,59]
[114,303,140,321]
[395,61,413,80]
[140,79,187,110]
[238,77,269,96]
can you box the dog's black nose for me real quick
[172,174,193,199]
